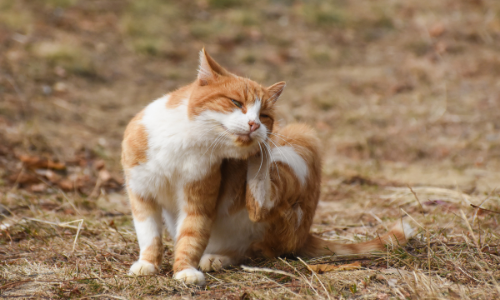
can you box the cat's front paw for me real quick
[129,260,158,275]
[174,268,206,285]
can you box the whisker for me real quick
[263,142,279,182]
[255,142,264,179]
[270,132,296,148]
[268,137,292,169]
[210,131,229,167]
[203,131,226,157]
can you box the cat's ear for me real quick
[197,48,232,86]
[267,81,286,103]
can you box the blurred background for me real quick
[1,0,500,192]
[1,0,500,204]
[1,1,500,298]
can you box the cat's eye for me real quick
[260,114,270,119]
[231,99,243,109]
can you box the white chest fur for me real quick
[127,95,222,202]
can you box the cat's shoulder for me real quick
[122,108,148,168]
[121,84,193,169]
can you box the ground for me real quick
[1,0,500,299]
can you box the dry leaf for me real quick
[30,183,47,193]
[35,169,62,183]
[471,204,500,216]
[8,172,39,184]
[94,159,106,170]
[19,155,66,170]
[58,179,74,191]
[429,23,445,37]
[306,261,362,274]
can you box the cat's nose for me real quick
[248,120,260,132]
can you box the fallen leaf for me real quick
[19,155,66,170]
[94,159,105,170]
[429,23,445,37]
[8,172,39,184]
[306,261,361,274]
[471,204,500,215]
[63,208,75,215]
[35,169,62,183]
[58,179,74,191]
[30,183,47,193]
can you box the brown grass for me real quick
[1,0,500,298]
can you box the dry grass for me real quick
[1,0,500,299]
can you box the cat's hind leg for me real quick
[127,188,164,275]
[199,253,239,272]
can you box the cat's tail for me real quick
[299,218,416,257]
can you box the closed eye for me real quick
[260,114,270,119]
[231,99,243,109]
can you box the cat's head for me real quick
[188,49,286,158]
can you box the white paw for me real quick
[129,260,158,275]
[199,254,231,272]
[174,268,206,286]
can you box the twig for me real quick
[25,218,80,229]
[277,257,320,297]
[241,265,299,280]
[471,204,500,215]
[109,223,128,243]
[460,210,482,255]
[205,272,223,283]
[408,185,425,213]
[400,208,425,230]
[86,294,128,300]
[72,219,84,252]
[297,257,331,300]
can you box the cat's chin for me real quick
[225,141,261,160]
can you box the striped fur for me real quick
[121,49,415,285]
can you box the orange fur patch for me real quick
[218,159,247,214]
[141,236,163,267]
[299,220,411,257]
[128,187,158,222]
[173,165,221,273]
[121,110,148,168]
[187,76,277,120]
[166,84,192,109]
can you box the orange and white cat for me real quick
[121,49,414,285]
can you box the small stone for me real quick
[42,85,52,95]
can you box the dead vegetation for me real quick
[1,0,500,299]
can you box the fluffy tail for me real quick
[299,218,416,257]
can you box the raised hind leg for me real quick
[248,124,322,257]
[199,253,239,271]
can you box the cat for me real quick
[121,49,415,285]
